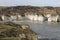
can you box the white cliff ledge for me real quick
[0,14,59,22]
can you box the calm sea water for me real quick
[4,18,58,40]
[12,20,60,40]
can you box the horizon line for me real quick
[0,5,60,7]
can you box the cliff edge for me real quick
[0,22,37,40]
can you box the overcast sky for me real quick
[0,0,60,6]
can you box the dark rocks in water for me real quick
[0,22,38,40]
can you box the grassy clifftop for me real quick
[0,22,37,40]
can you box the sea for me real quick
[1,18,60,40]
[10,18,60,40]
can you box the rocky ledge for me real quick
[0,22,37,40]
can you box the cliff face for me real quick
[0,6,60,21]
[0,22,37,40]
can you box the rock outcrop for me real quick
[0,22,37,40]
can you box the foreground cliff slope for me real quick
[0,22,37,40]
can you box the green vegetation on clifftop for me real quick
[0,22,37,40]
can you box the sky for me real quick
[0,0,60,6]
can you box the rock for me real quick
[0,22,38,40]
[21,24,30,30]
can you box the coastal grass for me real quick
[0,23,17,32]
[0,22,20,40]
[0,37,20,40]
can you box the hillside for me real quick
[0,22,37,40]
[0,6,60,16]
